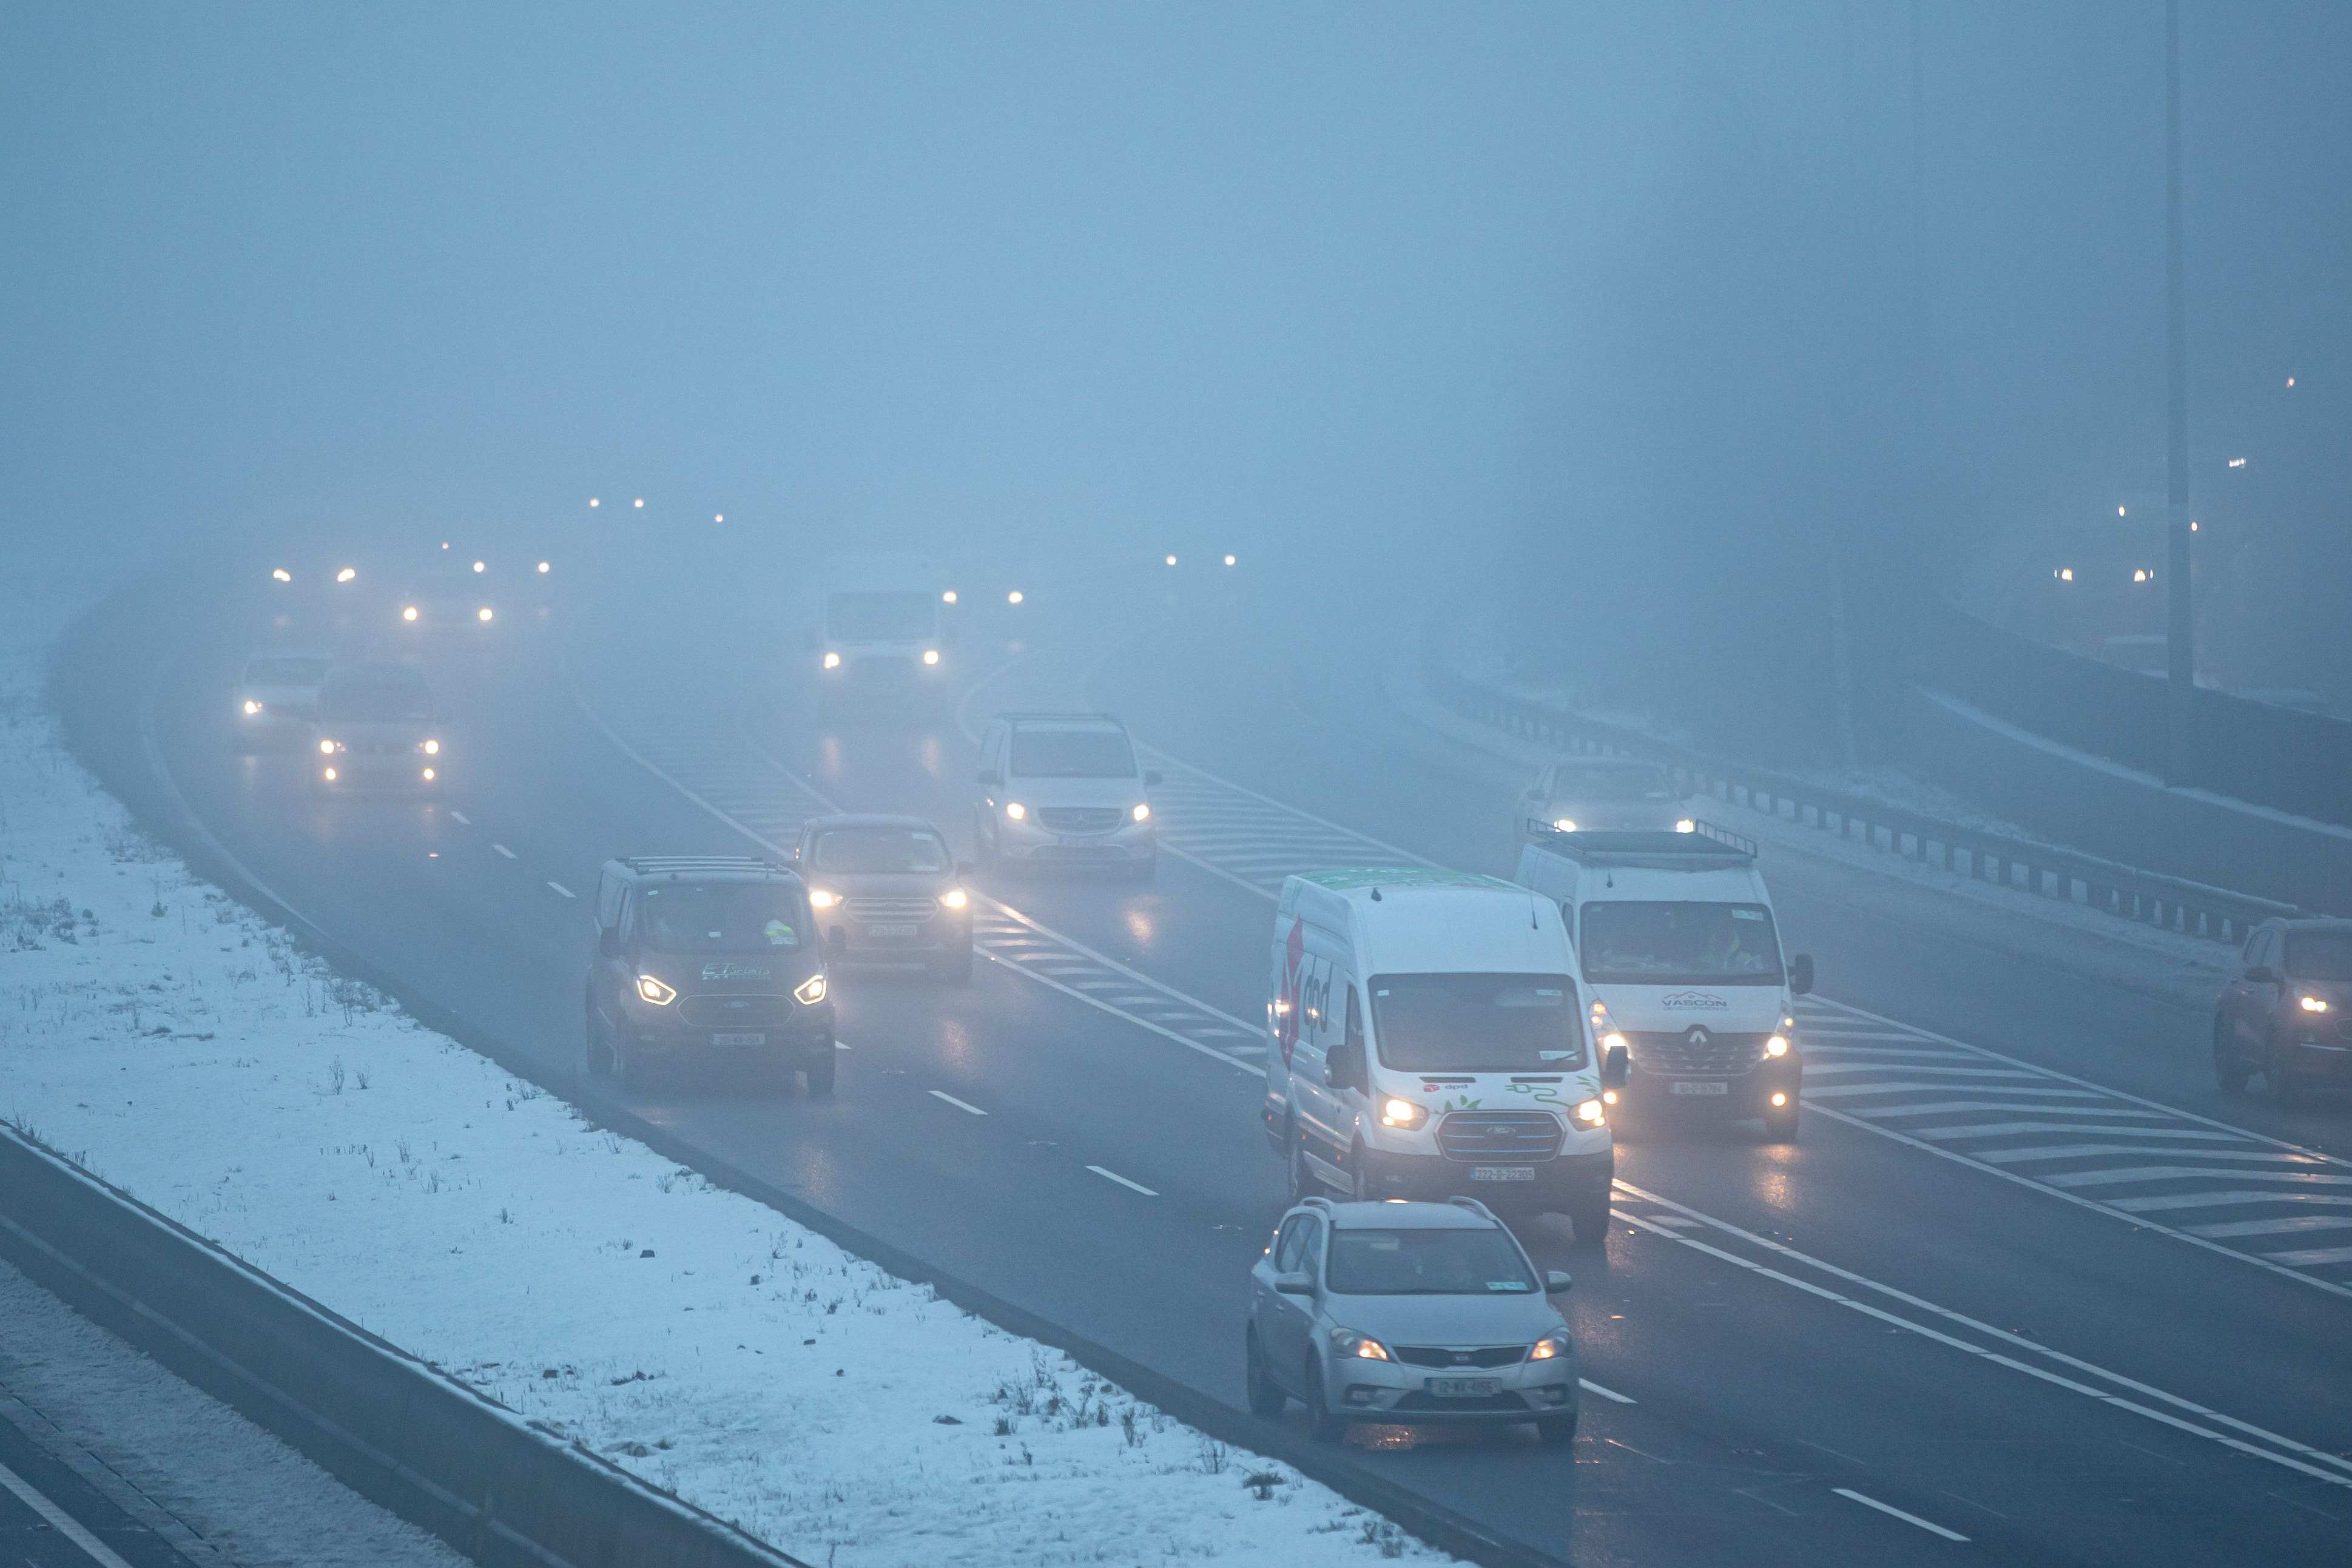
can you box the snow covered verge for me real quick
[2,587,1446,1566]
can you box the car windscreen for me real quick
[1579,901,1783,986]
[243,658,331,685]
[1009,728,1135,778]
[2286,931,2352,981]
[810,827,951,875]
[827,591,935,641]
[318,679,432,722]
[1324,1228,1537,1296]
[1548,764,1675,801]
[1367,973,1585,1071]
[637,883,807,953]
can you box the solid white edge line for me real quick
[0,1456,139,1568]
[1577,1378,1634,1404]
[928,1090,986,1116]
[1831,1487,1969,1543]
[546,881,575,898]
[1087,1165,1157,1196]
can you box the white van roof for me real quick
[1282,869,1571,977]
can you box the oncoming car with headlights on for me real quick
[973,712,1160,879]
[1246,1196,1579,1445]
[1263,869,1615,1245]
[1514,758,1693,844]
[230,650,332,752]
[792,814,976,982]
[586,857,835,1093]
[311,664,446,790]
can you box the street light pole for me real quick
[2164,0,2197,785]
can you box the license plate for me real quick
[1426,1378,1501,1399]
[1471,1166,1536,1182]
[1669,1080,1729,1096]
[864,923,918,938]
[710,1032,767,1047]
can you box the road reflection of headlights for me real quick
[635,975,677,1005]
[794,974,827,1005]
[1004,801,1026,821]
[1574,1099,1606,1125]
[940,888,968,910]
[809,889,837,909]
[1530,1331,1571,1361]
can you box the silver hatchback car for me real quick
[1245,1197,1579,1445]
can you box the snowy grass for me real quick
[0,576,1446,1566]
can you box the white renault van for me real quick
[1261,869,1615,1243]
[1514,828,1809,1140]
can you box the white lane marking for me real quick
[2109,1189,2352,1214]
[547,881,575,898]
[0,1457,138,1568]
[1578,1378,1635,1404]
[974,949,1259,1073]
[491,843,516,859]
[2047,1164,2352,1189]
[1979,1145,2327,1167]
[1612,1180,2352,1488]
[1914,1122,2246,1143]
[1087,1165,1157,1196]
[929,1090,986,1116]
[2273,1245,2352,1267]
[1848,1101,2176,1120]
[1804,1063,2045,1079]
[1808,1082,2101,1100]
[1832,1487,1969,1543]
[446,809,471,824]
[2188,1215,2352,1238]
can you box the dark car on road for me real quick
[2216,918,2352,1102]
[792,813,975,981]
[587,856,835,1092]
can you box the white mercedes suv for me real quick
[973,712,1159,880]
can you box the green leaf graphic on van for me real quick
[1439,1095,1483,1111]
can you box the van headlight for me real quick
[794,974,828,1006]
[2299,994,2330,1014]
[1552,817,1576,832]
[1004,801,1026,821]
[1675,819,1696,833]
[1378,1097,1426,1129]
[922,649,940,665]
[940,887,968,910]
[822,651,841,670]
[1131,802,1151,822]
[318,738,341,755]
[1574,1099,1607,1125]
[421,739,440,755]
[1529,1331,1571,1361]
[1764,1035,1790,1057]
[808,889,837,909]
[242,699,262,715]
[635,975,677,1005]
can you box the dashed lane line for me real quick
[1577,1379,1636,1404]
[491,843,516,860]
[1833,1489,1969,1543]
[1087,1165,1158,1196]
[547,881,575,898]
[0,1456,138,1568]
[929,1090,987,1116]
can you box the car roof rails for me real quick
[1446,1196,1501,1223]
[616,855,792,878]
[1297,1195,1335,1217]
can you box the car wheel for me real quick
[931,946,974,984]
[1244,1327,1286,1418]
[1346,1143,1376,1202]
[1566,1193,1611,1248]
[2213,1016,2250,1094]
[2264,1032,2302,1105]
[804,1045,837,1097]
[1303,1358,1346,1443]
[1535,1411,1579,1447]
[1761,1103,1800,1143]
[1286,1127,1323,1205]
[585,999,614,1077]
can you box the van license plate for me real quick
[1471,1166,1536,1182]
[1669,1080,1729,1096]
[864,923,918,938]
[710,1032,766,1047]
[1427,1378,1501,1398]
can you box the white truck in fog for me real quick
[1513,828,1809,1141]
[1261,869,1616,1243]
[815,556,949,702]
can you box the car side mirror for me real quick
[1273,1271,1314,1296]
[1329,1040,1366,1094]
[2245,965,2276,984]
[1601,1043,1630,1088]
[1788,953,1815,995]
[955,861,975,877]
[1543,1270,1573,1294]
[597,927,622,959]
[1144,770,1163,787]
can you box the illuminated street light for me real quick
[1224,554,1236,567]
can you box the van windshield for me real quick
[1010,729,1135,778]
[638,883,807,952]
[1579,901,1783,986]
[827,591,935,641]
[1367,973,1585,1071]
[1325,1228,1537,1296]
[1548,763,1675,801]
[810,827,951,875]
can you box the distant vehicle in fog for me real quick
[792,813,976,981]
[973,712,1159,879]
[815,556,950,708]
[311,664,445,792]
[229,650,332,752]
[2215,918,2352,1103]
[396,561,500,630]
[1514,758,1693,844]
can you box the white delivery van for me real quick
[1514,828,1810,1141]
[1261,869,1615,1242]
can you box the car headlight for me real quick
[1378,1097,1426,1129]
[1764,1034,1790,1057]
[1131,802,1151,823]
[421,739,440,755]
[809,889,837,909]
[318,738,340,755]
[1675,819,1696,833]
[823,651,841,670]
[420,767,436,781]
[794,973,828,1006]
[1329,1328,1392,1362]
[2300,994,2330,1014]
[241,699,261,715]
[922,649,940,665]
[321,766,337,781]
[1552,817,1576,832]
[476,607,494,622]
[1574,1098,1607,1126]
[1004,801,1026,821]
[941,887,968,910]
[1530,1330,1571,1361]
[635,975,676,1005]
[402,605,419,622]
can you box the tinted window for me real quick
[1326,1228,1536,1296]
[1580,901,1784,986]
[1545,763,1676,801]
[2285,931,2352,982]
[1368,973,1585,1071]
[318,676,432,722]
[1009,729,1135,778]
[243,657,331,685]
[1272,1217,1310,1273]
[811,827,951,874]
[827,591,935,641]
[638,883,807,953]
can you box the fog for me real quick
[6,2,2345,756]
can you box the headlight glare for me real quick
[823,651,841,670]
[1675,818,1697,833]
[941,888,968,910]
[1764,1034,1789,1057]
[1378,1097,1426,1129]
[1004,801,1026,821]
[2300,994,2330,1013]
[242,699,261,715]
[1330,1328,1391,1362]
[922,649,940,665]
[318,738,339,755]
[808,889,837,909]
[1552,818,1576,833]
[1531,1331,1571,1361]
[422,738,440,755]
[635,975,676,1005]
[1131,802,1151,822]
[794,974,828,1006]
[1574,1098,1606,1125]
[402,605,419,621]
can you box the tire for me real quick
[585,1000,614,1077]
[1346,1143,1375,1202]
[1566,1194,1611,1248]
[931,946,974,984]
[2213,1016,2251,1094]
[1286,1127,1323,1205]
[1535,1411,1579,1447]
[1244,1328,1286,1418]
[804,1045,837,1097]
[1303,1359,1346,1443]
[2264,1032,2302,1105]
[1762,1104,1800,1143]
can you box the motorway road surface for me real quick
[58,548,2352,1567]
